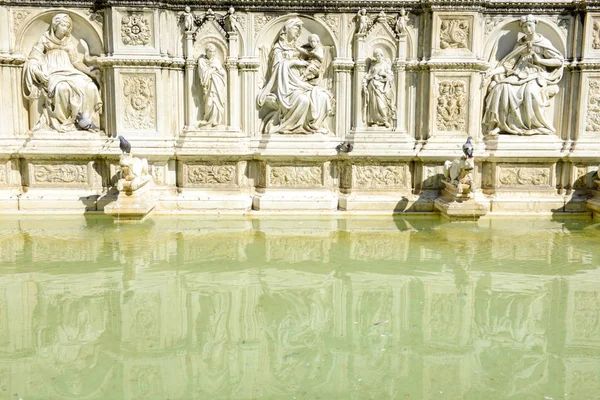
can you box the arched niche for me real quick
[17,10,104,56]
[255,14,338,58]
[344,18,417,61]
[191,37,228,126]
[483,18,566,63]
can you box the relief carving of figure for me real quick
[23,13,102,133]
[197,44,226,127]
[257,18,333,134]
[482,15,564,136]
[363,48,396,128]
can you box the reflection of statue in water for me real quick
[363,48,395,128]
[23,13,102,133]
[197,44,226,127]
[257,18,333,134]
[482,15,564,136]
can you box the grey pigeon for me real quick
[76,112,100,131]
[336,141,354,153]
[462,136,473,158]
[118,135,131,154]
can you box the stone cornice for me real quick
[97,56,185,69]
[0,0,587,13]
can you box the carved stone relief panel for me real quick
[497,166,552,187]
[122,74,156,131]
[436,80,467,132]
[585,79,600,132]
[29,163,89,186]
[184,163,237,187]
[268,166,323,187]
[121,12,152,46]
[352,164,409,189]
[484,16,506,36]
[593,19,600,50]
[439,19,469,50]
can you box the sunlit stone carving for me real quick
[482,15,564,136]
[362,49,395,128]
[22,13,102,132]
[257,17,333,135]
[198,44,226,128]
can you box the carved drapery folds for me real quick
[482,15,564,136]
[257,17,335,135]
[22,13,103,133]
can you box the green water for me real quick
[0,216,599,400]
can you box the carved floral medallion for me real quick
[121,13,151,46]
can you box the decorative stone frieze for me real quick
[498,167,551,187]
[31,164,87,185]
[269,166,322,187]
[353,164,409,189]
[122,74,156,130]
[185,164,237,186]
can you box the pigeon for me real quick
[336,141,354,153]
[76,112,100,131]
[462,136,473,158]
[118,135,131,154]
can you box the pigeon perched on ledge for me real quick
[462,136,473,158]
[76,112,100,131]
[118,135,131,155]
[336,141,354,153]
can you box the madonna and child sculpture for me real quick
[257,17,334,135]
[363,48,396,128]
[23,13,102,133]
[482,15,564,136]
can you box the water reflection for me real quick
[0,216,598,399]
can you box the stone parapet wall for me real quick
[0,1,599,214]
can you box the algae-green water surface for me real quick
[0,216,599,399]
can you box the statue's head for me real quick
[205,43,217,59]
[51,13,73,40]
[308,34,320,48]
[520,14,537,34]
[281,18,303,42]
[184,6,191,13]
[374,48,384,62]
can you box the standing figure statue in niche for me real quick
[482,15,564,136]
[23,13,102,133]
[197,43,226,127]
[257,17,333,134]
[363,48,396,128]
